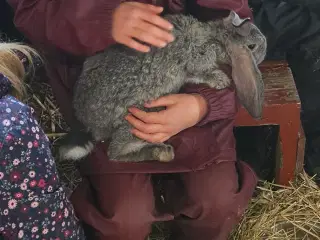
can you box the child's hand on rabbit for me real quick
[125,94,208,143]
[112,2,175,52]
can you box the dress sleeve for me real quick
[0,100,84,239]
[8,0,121,56]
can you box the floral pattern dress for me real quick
[0,73,85,239]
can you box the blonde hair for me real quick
[0,42,41,98]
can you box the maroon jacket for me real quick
[8,0,253,173]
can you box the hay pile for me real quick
[27,78,320,240]
[25,77,81,193]
[230,173,320,240]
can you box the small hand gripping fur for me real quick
[59,11,267,163]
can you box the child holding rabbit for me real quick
[8,0,260,239]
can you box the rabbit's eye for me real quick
[248,44,256,50]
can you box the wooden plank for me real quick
[295,126,306,176]
[236,61,301,124]
[259,61,300,106]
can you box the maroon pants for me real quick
[71,160,257,240]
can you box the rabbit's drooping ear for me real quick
[229,42,264,119]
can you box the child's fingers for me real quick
[139,11,174,31]
[131,130,169,143]
[119,36,150,52]
[136,21,174,44]
[125,114,166,134]
[144,95,178,108]
[129,2,164,13]
[124,3,171,30]
[128,107,165,124]
[132,28,167,48]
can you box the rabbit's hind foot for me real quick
[151,144,175,162]
[109,141,175,162]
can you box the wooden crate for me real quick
[235,61,305,185]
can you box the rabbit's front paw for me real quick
[203,70,232,89]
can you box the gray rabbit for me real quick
[59,11,267,163]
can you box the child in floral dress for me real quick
[0,43,85,239]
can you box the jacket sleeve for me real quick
[8,0,121,56]
[195,0,253,20]
[182,84,238,126]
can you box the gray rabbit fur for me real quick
[59,11,267,163]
